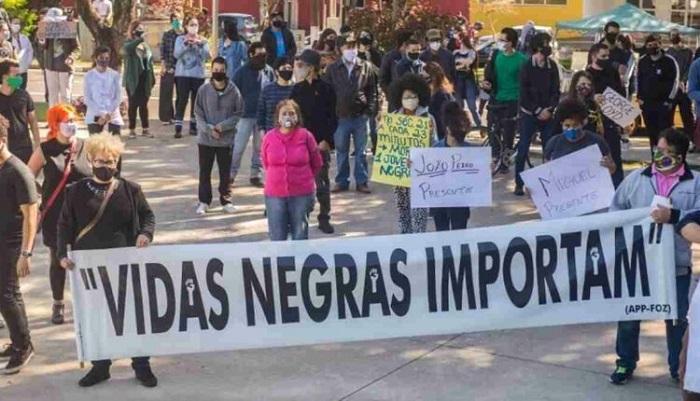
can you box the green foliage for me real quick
[3,0,39,36]
[347,0,457,51]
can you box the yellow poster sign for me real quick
[371,114,431,187]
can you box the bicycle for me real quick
[476,103,533,176]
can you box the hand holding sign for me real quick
[371,114,432,187]
[600,87,641,128]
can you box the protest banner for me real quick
[37,20,79,40]
[410,147,492,208]
[521,145,615,220]
[600,87,641,128]
[70,208,675,361]
[371,114,432,187]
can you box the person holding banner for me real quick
[609,128,698,385]
[57,133,157,388]
[0,121,36,375]
[389,73,436,234]
[39,7,80,108]
[261,99,323,241]
[26,104,88,325]
[678,213,700,400]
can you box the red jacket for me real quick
[262,127,323,197]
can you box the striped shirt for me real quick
[256,82,294,132]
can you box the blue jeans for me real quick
[265,194,314,241]
[515,113,556,187]
[231,118,263,180]
[334,116,369,187]
[615,273,691,375]
[456,76,482,127]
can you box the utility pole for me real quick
[212,0,219,57]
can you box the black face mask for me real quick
[225,28,237,40]
[359,37,372,46]
[605,32,618,44]
[250,54,266,69]
[647,46,660,56]
[325,39,336,49]
[540,45,552,58]
[596,58,610,68]
[407,52,420,61]
[671,35,682,45]
[272,20,283,28]
[134,29,144,38]
[212,72,227,82]
[278,70,293,81]
[93,166,117,182]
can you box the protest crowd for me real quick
[0,1,699,399]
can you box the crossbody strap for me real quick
[76,180,119,243]
[38,141,78,228]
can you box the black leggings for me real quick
[49,247,65,302]
[128,72,150,130]
[175,77,205,133]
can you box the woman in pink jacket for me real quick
[262,99,323,240]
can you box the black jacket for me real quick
[323,58,378,119]
[429,89,455,140]
[636,51,680,104]
[260,26,297,65]
[420,47,456,82]
[519,57,560,117]
[57,178,155,260]
[586,65,624,96]
[290,79,338,147]
[379,49,403,95]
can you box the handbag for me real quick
[76,180,119,243]
[38,141,77,231]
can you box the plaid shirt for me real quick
[160,29,180,71]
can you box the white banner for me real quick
[600,87,641,128]
[70,209,676,361]
[521,145,615,220]
[410,147,492,208]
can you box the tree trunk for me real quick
[76,0,135,70]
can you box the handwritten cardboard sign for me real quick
[371,114,432,187]
[410,147,492,208]
[520,145,615,220]
[600,87,641,128]
[37,21,78,40]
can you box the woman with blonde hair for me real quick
[26,104,90,325]
[261,99,323,241]
[57,133,157,388]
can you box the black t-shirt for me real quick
[0,89,35,157]
[0,155,38,245]
[544,131,611,161]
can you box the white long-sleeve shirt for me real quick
[83,68,124,126]
[11,34,33,74]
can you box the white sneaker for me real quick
[222,204,236,214]
[195,203,209,216]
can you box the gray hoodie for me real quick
[194,80,244,147]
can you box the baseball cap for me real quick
[297,49,321,68]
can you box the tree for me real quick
[4,0,38,35]
[473,0,515,37]
[75,0,135,69]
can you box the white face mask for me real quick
[342,49,357,63]
[10,24,20,34]
[429,42,441,51]
[280,115,297,128]
[187,26,198,35]
[402,97,419,111]
[298,66,309,80]
[60,122,77,138]
[497,41,506,51]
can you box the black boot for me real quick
[135,365,158,388]
[79,366,110,387]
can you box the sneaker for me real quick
[514,185,525,196]
[331,184,349,193]
[222,203,236,214]
[4,344,34,375]
[609,366,634,385]
[135,366,158,388]
[195,203,209,216]
[671,372,680,384]
[78,367,111,387]
[0,344,12,361]
[356,184,372,194]
[51,303,65,325]
[318,221,335,234]
[250,177,264,188]
[141,129,154,138]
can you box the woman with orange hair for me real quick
[26,104,90,325]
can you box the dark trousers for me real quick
[88,123,123,173]
[315,150,331,223]
[369,116,378,155]
[615,273,691,375]
[175,77,205,133]
[198,144,233,206]
[432,207,470,231]
[515,113,555,187]
[673,90,695,142]
[0,245,31,349]
[159,71,175,123]
[20,72,27,91]
[49,247,65,301]
[603,125,624,188]
[92,357,150,373]
[127,73,150,130]
[487,100,518,151]
[641,104,674,153]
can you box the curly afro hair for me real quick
[554,96,589,123]
[388,73,431,112]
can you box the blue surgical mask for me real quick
[563,127,580,141]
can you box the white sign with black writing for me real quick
[69,208,675,361]
[410,147,492,208]
[600,87,641,128]
[521,145,615,220]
